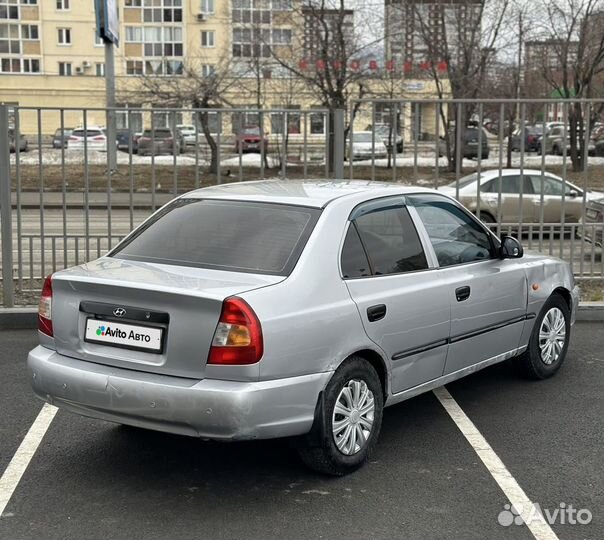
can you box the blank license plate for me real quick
[85,319,163,353]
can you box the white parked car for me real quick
[348,132,388,161]
[176,124,198,146]
[67,127,107,151]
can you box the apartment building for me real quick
[384,0,482,71]
[0,0,447,136]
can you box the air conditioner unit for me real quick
[75,66,83,74]
[82,61,91,68]
[197,12,207,21]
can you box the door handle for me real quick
[367,304,387,322]
[455,286,471,302]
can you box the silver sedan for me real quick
[28,180,579,475]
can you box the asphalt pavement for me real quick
[0,324,602,540]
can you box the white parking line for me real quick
[0,404,57,517]
[433,387,559,540]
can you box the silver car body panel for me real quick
[27,180,580,441]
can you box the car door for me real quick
[481,174,536,223]
[342,197,451,394]
[529,174,584,223]
[408,194,528,375]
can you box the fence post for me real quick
[333,109,345,179]
[0,103,14,307]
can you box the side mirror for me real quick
[500,236,523,259]
[568,190,579,198]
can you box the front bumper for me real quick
[28,346,331,441]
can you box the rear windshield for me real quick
[72,129,103,137]
[111,199,321,275]
[142,129,172,137]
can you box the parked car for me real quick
[68,127,107,151]
[234,126,268,153]
[8,128,28,152]
[116,128,139,153]
[52,128,74,149]
[578,197,604,247]
[28,180,579,475]
[348,131,389,160]
[439,169,604,224]
[537,125,596,156]
[595,138,604,157]
[509,125,543,152]
[137,128,181,156]
[176,124,198,146]
[366,124,404,153]
[439,127,490,160]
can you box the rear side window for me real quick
[341,202,428,278]
[111,199,320,276]
[482,175,533,194]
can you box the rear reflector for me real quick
[38,275,53,337]
[208,297,263,365]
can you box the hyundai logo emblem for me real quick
[113,308,127,318]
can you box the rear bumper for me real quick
[28,345,331,441]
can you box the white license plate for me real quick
[85,319,163,353]
[586,209,598,219]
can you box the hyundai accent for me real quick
[28,180,579,475]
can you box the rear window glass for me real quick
[72,129,103,137]
[111,199,320,275]
[142,129,172,137]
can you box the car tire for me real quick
[480,212,496,224]
[296,356,384,476]
[514,293,571,380]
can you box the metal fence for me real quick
[0,99,603,307]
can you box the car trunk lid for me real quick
[51,257,283,379]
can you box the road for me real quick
[0,324,602,539]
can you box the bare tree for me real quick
[531,0,604,171]
[389,0,511,171]
[123,56,240,174]
[269,0,374,172]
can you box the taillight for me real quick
[38,275,53,337]
[208,297,263,365]
[68,136,78,141]
[92,136,106,141]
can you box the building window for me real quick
[94,33,103,46]
[125,0,142,6]
[201,0,214,14]
[0,24,21,53]
[57,28,71,45]
[201,30,215,48]
[21,0,38,4]
[95,63,105,76]
[202,64,214,77]
[21,24,38,40]
[310,109,325,135]
[126,60,143,75]
[142,26,183,57]
[272,28,291,45]
[142,0,182,23]
[23,57,39,72]
[272,0,292,10]
[232,27,271,58]
[58,61,72,76]
[56,0,70,10]
[125,26,142,43]
[0,2,19,20]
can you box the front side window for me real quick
[410,195,494,268]
[111,200,320,276]
[530,175,578,197]
[341,201,428,278]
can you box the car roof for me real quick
[184,180,438,208]
[469,169,563,181]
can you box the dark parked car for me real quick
[116,129,139,153]
[137,128,181,156]
[595,138,604,157]
[234,126,269,153]
[510,125,543,152]
[439,127,490,160]
[52,128,73,149]
[8,128,28,153]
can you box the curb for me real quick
[1,303,603,330]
